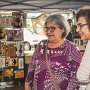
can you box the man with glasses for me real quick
[76,9,90,90]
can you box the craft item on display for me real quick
[74,39,87,50]
[74,39,79,46]
[6,30,14,41]
[4,69,13,77]
[7,57,17,66]
[4,17,13,28]
[0,58,5,68]
[7,29,23,41]
[24,41,31,51]
[0,16,4,26]
[0,42,6,57]
[13,30,23,41]
[12,12,23,28]
[18,58,24,69]
[0,27,6,40]
[7,43,17,57]
[16,42,24,56]
[12,17,22,28]
[14,70,24,78]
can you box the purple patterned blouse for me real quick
[26,39,82,90]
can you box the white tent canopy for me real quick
[0,0,90,13]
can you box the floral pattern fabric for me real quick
[26,39,82,90]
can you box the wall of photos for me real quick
[0,11,25,85]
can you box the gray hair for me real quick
[45,14,70,38]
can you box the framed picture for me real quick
[14,70,24,78]
[74,39,79,46]
[18,57,24,69]
[0,58,5,68]
[16,42,24,56]
[7,57,18,66]
[0,42,6,57]
[74,39,86,50]
[12,12,23,28]
[0,27,6,40]
[0,16,4,26]
[4,68,13,77]
[7,43,17,57]
[7,29,23,41]
[4,17,13,28]
[79,40,87,50]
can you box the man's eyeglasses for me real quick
[44,26,62,32]
[76,23,88,30]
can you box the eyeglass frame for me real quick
[44,26,62,32]
[76,23,88,30]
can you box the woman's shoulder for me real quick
[65,39,80,51]
[35,39,47,50]
[65,39,75,46]
[40,39,47,43]
[38,39,48,46]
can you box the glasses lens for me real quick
[50,26,56,32]
[44,27,48,32]
[77,23,88,30]
[44,26,56,32]
[76,24,81,29]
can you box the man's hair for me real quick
[76,9,90,30]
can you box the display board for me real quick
[0,11,25,85]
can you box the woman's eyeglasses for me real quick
[76,23,88,30]
[44,26,62,32]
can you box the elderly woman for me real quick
[25,14,82,90]
[76,9,90,90]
